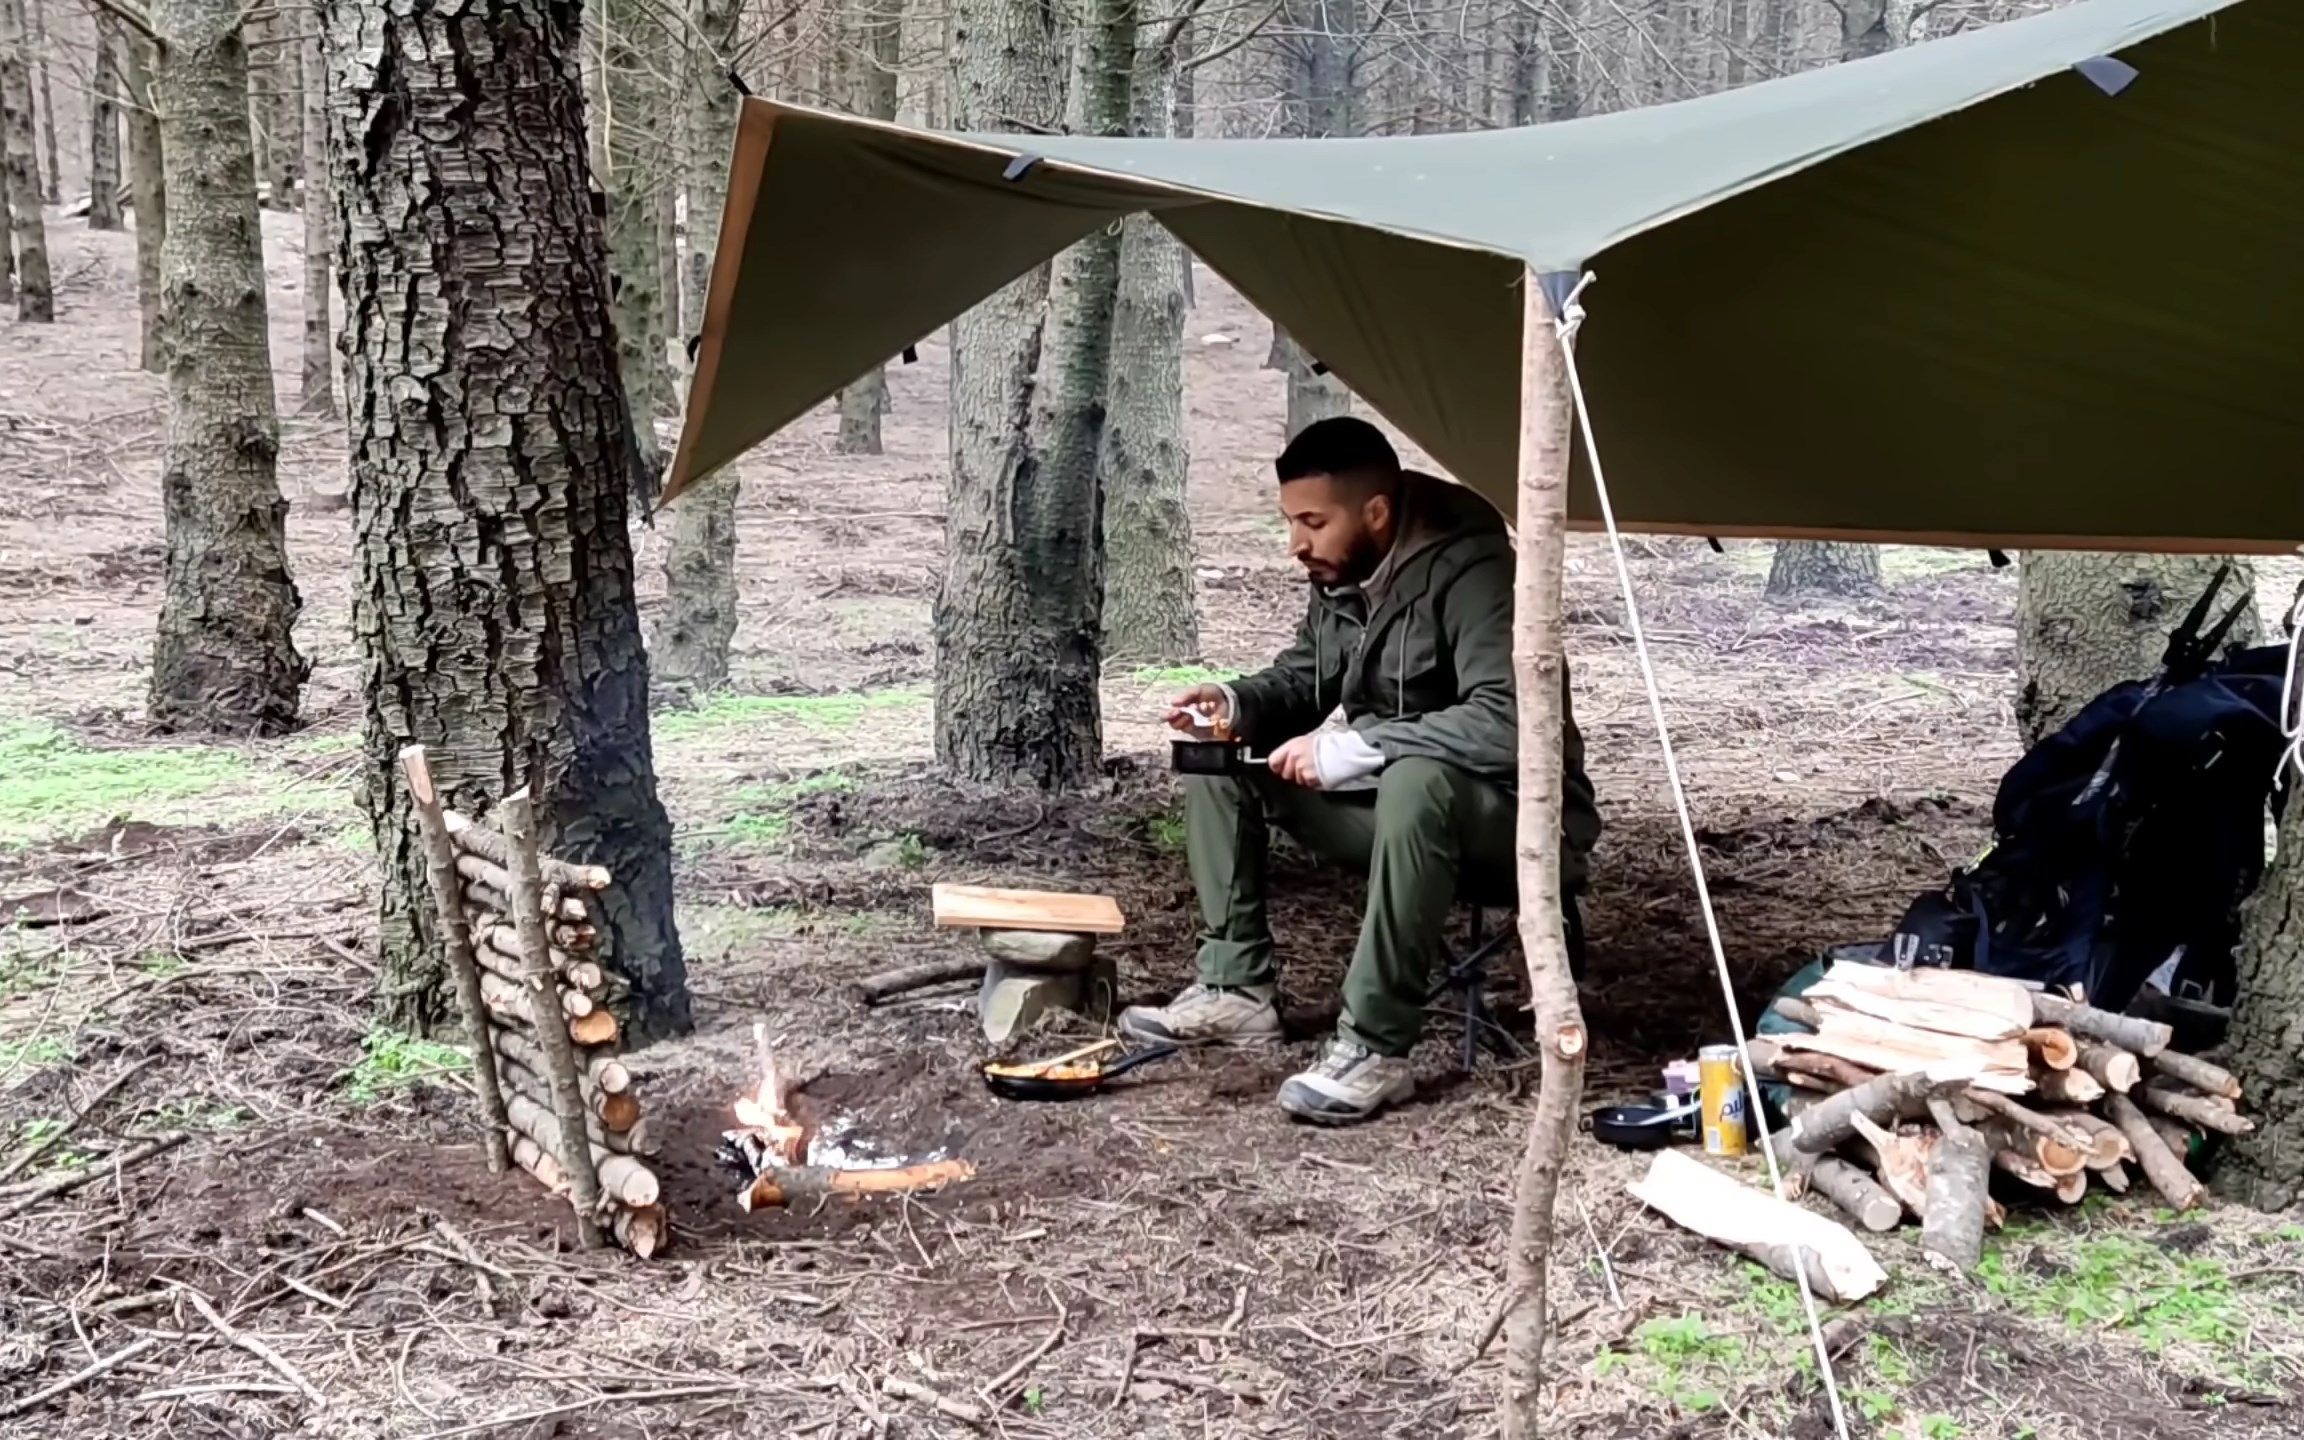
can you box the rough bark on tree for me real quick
[147,0,309,736]
[599,0,673,471]
[1098,0,1197,667]
[0,0,53,321]
[124,35,166,371]
[29,0,53,200]
[1499,275,1586,1440]
[1765,540,1881,599]
[648,0,745,697]
[2015,553,2258,745]
[934,0,1101,789]
[298,0,332,416]
[89,19,124,231]
[325,0,691,1043]
[832,0,901,455]
[0,155,12,305]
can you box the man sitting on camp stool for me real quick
[1118,417,1602,1123]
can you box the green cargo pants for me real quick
[1188,756,1547,1057]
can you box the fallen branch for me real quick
[179,1285,329,1406]
[0,1132,186,1221]
[741,1160,974,1210]
[0,1336,162,1419]
[2030,993,2169,1057]
[881,1376,987,1427]
[982,1296,1068,1406]
[0,1054,159,1184]
[2104,1093,2203,1211]
[850,957,986,1005]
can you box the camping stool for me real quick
[1428,893,1588,1071]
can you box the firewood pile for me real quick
[1751,961,2245,1275]
[400,747,666,1258]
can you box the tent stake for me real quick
[1499,267,1589,1438]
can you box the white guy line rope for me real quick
[1549,271,1854,1440]
[2278,586,2301,786]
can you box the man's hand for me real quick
[1269,735,1322,788]
[1165,683,1231,734]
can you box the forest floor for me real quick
[3,210,2303,1440]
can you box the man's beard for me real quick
[1305,531,1386,588]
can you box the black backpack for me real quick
[1893,570,2291,1012]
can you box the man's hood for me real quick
[1362,471,1507,606]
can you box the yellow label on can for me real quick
[1699,1045,1748,1157]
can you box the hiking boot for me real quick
[1117,982,1282,1046]
[1276,1037,1414,1125]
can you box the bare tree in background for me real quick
[125,32,166,370]
[833,0,902,455]
[653,0,745,696]
[1099,0,1198,665]
[0,158,11,305]
[1765,538,1882,598]
[0,0,53,320]
[934,0,1104,788]
[324,0,691,1042]
[147,0,309,736]
[90,19,125,230]
[299,0,331,414]
[30,0,54,200]
[256,8,300,210]
[1266,0,1356,436]
[599,0,675,473]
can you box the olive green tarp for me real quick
[668,0,2304,552]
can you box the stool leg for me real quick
[1461,909,1485,1072]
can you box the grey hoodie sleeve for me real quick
[1227,591,1332,746]
[1357,551,1519,777]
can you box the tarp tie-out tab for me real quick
[1548,269,1853,1440]
[2073,55,2140,96]
[1536,269,1584,318]
[727,67,752,97]
[901,345,919,365]
[1989,549,2012,568]
[1002,155,1043,182]
[1309,361,1330,377]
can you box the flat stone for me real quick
[981,929,1098,972]
[978,954,1116,1045]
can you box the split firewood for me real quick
[2032,1066,2104,1106]
[2138,1079,2254,1136]
[1790,1065,1973,1154]
[1810,1156,1902,1234]
[1990,1147,2061,1190]
[1961,1091,2092,1174]
[2029,993,2170,1057]
[1779,1011,2027,1093]
[2074,1042,2141,1093]
[1848,1112,1932,1218]
[2022,1027,2078,1071]
[456,852,591,924]
[610,1204,666,1259]
[2053,1109,2131,1169]
[1920,1098,1990,1274]
[2104,1093,2204,1211]
[1783,1072,1836,1093]
[488,1022,629,1096]
[849,957,988,1006]
[1824,962,2036,1021]
[2145,1050,2243,1102]
[739,1159,975,1210]
[445,809,612,891]
[1626,1149,1886,1303]
[503,1094,658,1207]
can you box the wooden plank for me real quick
[931,884,1124,935]
[1821,962,2034,1032]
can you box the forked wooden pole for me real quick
[1500,269,1588,1439]
[501,787,606,1248]
[399,746,511,1172]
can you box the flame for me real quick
[734,1027,805,1166]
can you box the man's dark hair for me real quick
[1275,417,1401,490]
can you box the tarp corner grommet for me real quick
[1001,155,1043,182]
[2072,55,2140,97]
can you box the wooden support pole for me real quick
[500,788,605,1248]
[1500,269,1587,1440]
[400,746,510,1173]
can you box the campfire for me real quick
[718,1024,973,1211]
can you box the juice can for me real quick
[1698,1044,1748,1157]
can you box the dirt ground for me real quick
[3,211,2302,1440]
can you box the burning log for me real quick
[445,809,612,892]
[503,1093,658,1207]
[1920,1098,1990,1274]
[400,747,512,1174]
[2104,1093,2203,1211]
[2144,1051,2243,1102]
[2022,1028,2078,1071]
[737,1160,976,1211]
[2029,993,2170,1058]
[2074,1042,2142,1094]
[2032,1066,2104,1106]
[2138,1080,2254,1136]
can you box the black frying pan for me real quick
[981,1044,1180,1101]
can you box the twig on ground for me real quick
[177,1285,330,1406]
[0,1336,162,1419]
[0,1054,159,1184]
[0,1132,185,1221]
[406,1384,748,1440]
[881,1375,987,1426]
[981,1292,1068,1406]
[1578,1197,1624,1309]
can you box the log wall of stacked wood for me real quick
[409,778,666,1258]
[1744,961,2237,1266]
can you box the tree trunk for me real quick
[0,156,13,304]
[88,19,124,230]
[147,0,308,736]
[651,0,746,698]
[934,0,1105,790]
[298,0,332,416]
[1500,274,1587,1437]
[832,0,902,455]
[124,35,166,371]
[263,9,300,209]
[2014,553,2257,746]
[1282,338,1352,438]
[599,0,673,473]
[30,0,54,201]
[1765,540,1881,599]
[1271,2,1354,436]
[0,0,54,321]
[325,0,691,1042]
[2216,787,2304,1210]
[1098,2,1197,667]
